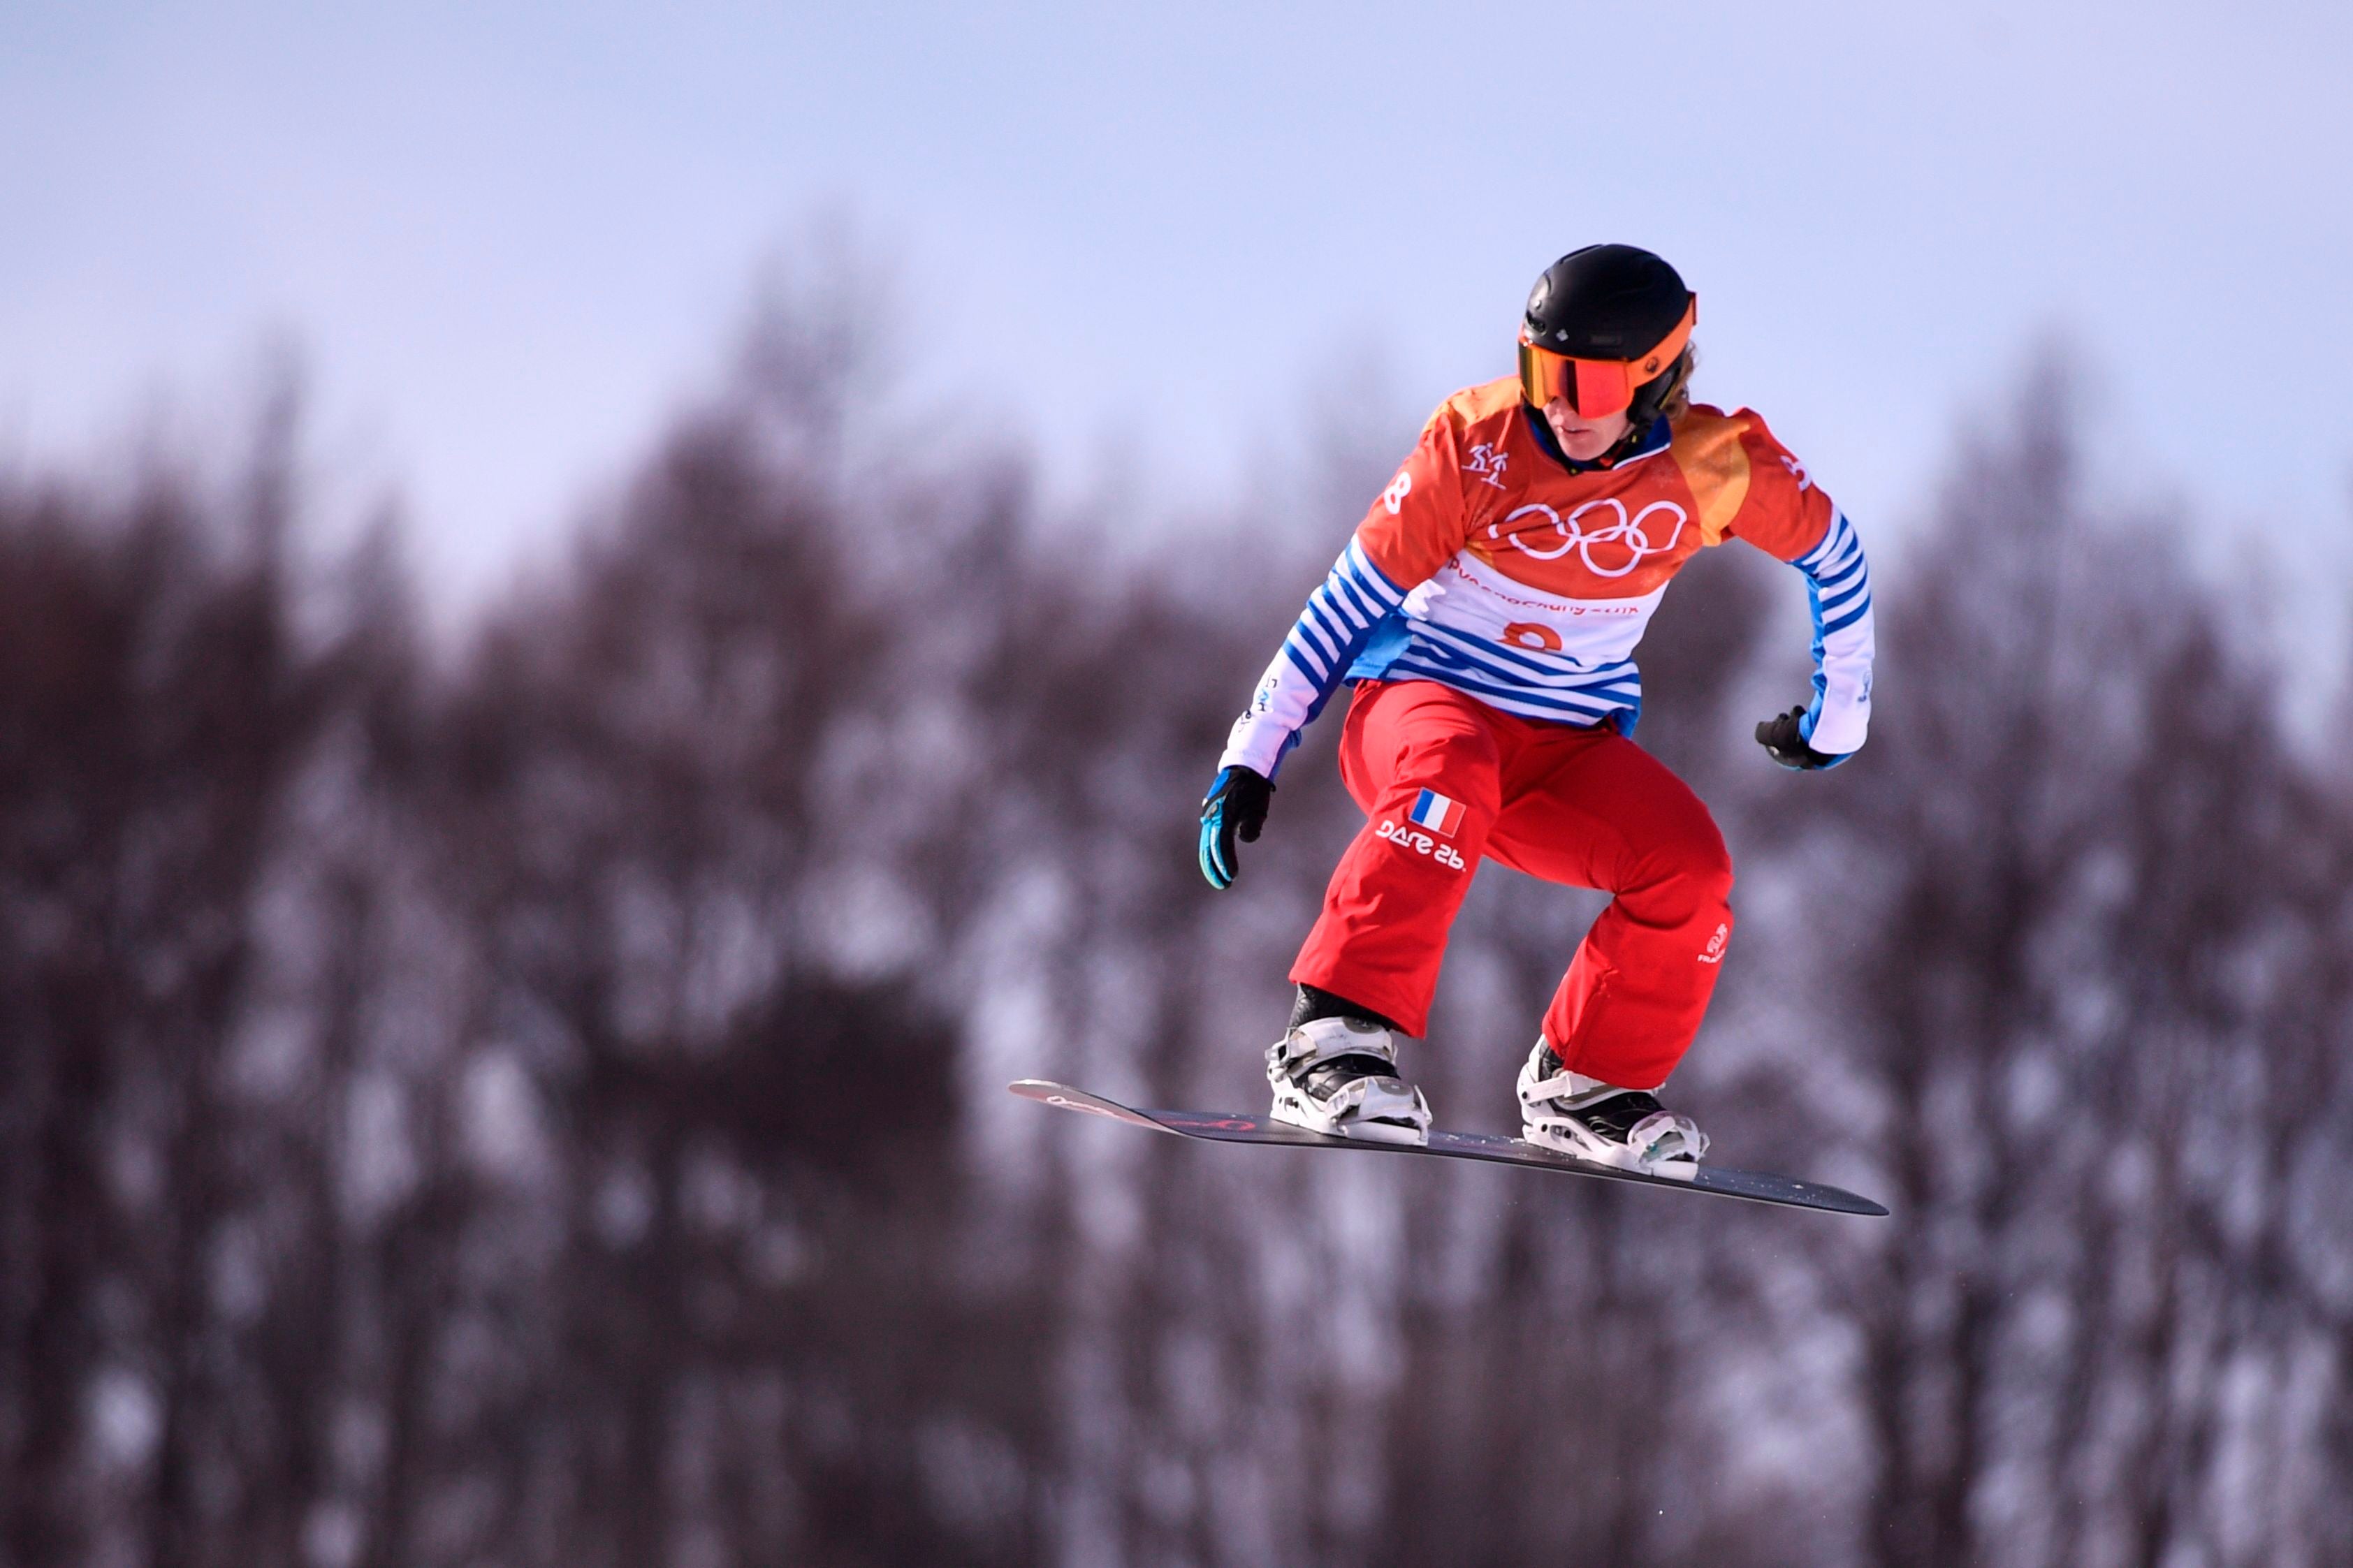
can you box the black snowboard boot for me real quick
[1266,986,1431,1145]
[1516,1039,1706,1178]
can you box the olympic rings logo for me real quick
[1489,498,1689,578]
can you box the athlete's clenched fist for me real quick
[1198,766,1274,888]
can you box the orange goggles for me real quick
[1517,296,1697,417]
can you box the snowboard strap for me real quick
[1269,1016,1401,1074]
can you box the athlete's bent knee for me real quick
[1643,816,1733,904]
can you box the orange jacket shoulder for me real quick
[1352,383,1510,588]
[1726,408,1834,561]
[1433,376,1526,434]
[1668,404,1754,547]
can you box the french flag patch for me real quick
[1408,789,1466,837]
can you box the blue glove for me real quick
[1198,766,1274,889]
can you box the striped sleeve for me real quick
[1791,508,1874,756]
[1217,538,1409,778]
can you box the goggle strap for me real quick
[1631,296,1697,381]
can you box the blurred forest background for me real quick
[4,268,2352,1568]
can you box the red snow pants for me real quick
[1290,680,1734,1091]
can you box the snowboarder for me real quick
[1196,244,1874,1176]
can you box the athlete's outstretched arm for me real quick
[1198,541,1408,888]
[1220,538,1410,778]
[1198,406,1472,887]
[1757,507,1874,770]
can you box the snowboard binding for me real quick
[1266,1016,1433,1146]
[1517,1039,1708,1180]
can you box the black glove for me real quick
[1198,765,1274,888]
[1755,705,1845,771]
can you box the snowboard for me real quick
[1010,1078,1887,1217]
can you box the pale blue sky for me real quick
[2,1,2347,609]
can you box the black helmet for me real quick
[1524,244,1692,359]
[1520,244,1697,461]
